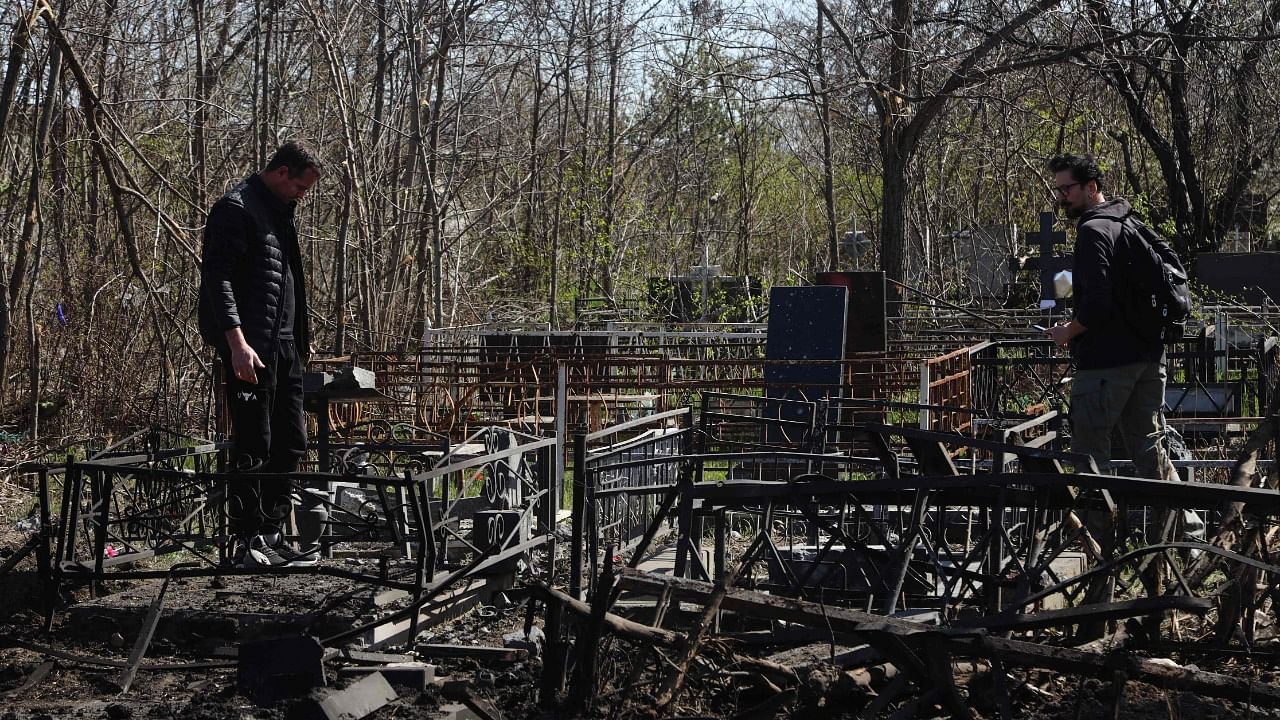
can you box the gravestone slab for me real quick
[816,271,886,354]
[299,672,396,720]
[1196,252,1280,304]
[764,286,848,431]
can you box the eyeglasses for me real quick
[1053,181,1081,197]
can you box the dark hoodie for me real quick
[1070,197,1165,371]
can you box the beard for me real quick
[1060,201,1083,219]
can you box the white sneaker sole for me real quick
[239,547,274,568]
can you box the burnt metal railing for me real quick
[35,427,560,629]
[562,393,1280,647]
[570,407,691,599]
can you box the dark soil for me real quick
[0,545,545,719]
[5,568,1280,719]
[3,515,1280,718]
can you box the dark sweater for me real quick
[1070,198,1165,371]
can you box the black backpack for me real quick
[1121,214,1192,343]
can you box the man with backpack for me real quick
[1043,154,1181,483]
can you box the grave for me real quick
[763,285,848,443]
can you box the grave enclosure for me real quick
[8,268,1280,717]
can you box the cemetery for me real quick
[2,0,1280,717]
[6,248,1280,718]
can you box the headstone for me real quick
[1196,252,1280,304]
[815,271,886,354]
[472,510,526,555]
[764,286,848,431]
[646,276,765,322]
[303,367,377,397]
[954,225,1013,300]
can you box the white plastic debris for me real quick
[1054,270,1073,299]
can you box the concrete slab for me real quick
[299,672,397,720]
[434,703,481,720]
[337,662,436,690]
[333,648,415,664]
[632,544,681,576]
[415,644,527,663]
[616,543,710,609]
[1041,552,1087,611]
[360,578,486,649]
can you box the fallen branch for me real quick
[655,563,739,709]
[525,579,798,684]
[615,568,1280,707]
[566,550,616,713]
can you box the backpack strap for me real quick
[1122,213,1187,275]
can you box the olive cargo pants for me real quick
[1069,360,1205,541]
[1069,361,1167,479]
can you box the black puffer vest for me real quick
[198,174,310,360]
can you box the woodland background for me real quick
[0,0,1276,448]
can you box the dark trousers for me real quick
[1070,360,1205,542]
[1070,361,1167,478]
[219,340,307,538]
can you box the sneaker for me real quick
[239,535,291,568]
[259,531,320,567]
[271,541,320,567]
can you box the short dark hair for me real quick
[265,140,324,178]
[1047,154,1104,192]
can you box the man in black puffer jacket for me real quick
[199,140,322,567]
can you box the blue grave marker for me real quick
[764,286,848,439]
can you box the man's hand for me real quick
[225,328,266,384]
[1045,320,1084,350]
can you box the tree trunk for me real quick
[600,0,620,300]
[880,146,910,303]
[3,30,62,410]
[816,5,838,270]
[878,0,912,295]
[524,49,544,321]
[425,5,450,329]
[190,0,207,215]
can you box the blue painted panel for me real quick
[764,286,848,438]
